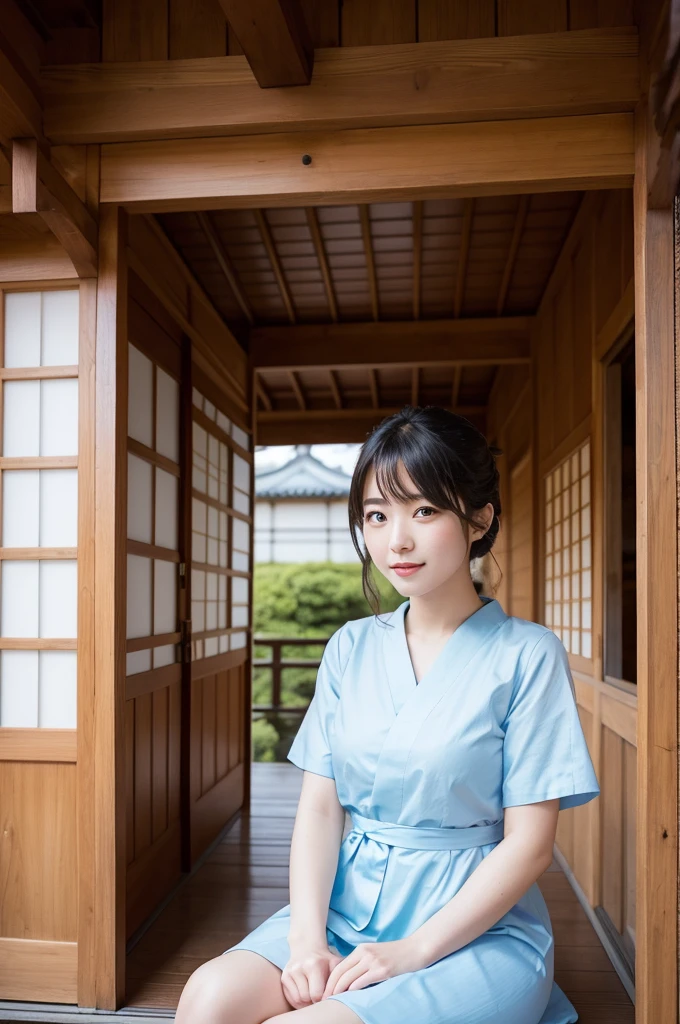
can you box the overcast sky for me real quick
[255,443,361,476]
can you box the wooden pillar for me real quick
[632,97,678,1024]
[92,205,128,1008]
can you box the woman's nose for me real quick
[389,524,414,551]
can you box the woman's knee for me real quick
[175,951,291,1024]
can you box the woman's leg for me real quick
[175,950,294,1024]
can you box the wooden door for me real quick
[188,367,252,865]
[124,278,185,939]
[0,285,84,1002]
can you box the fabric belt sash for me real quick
[328,813,505,931]
[348,812,505,850]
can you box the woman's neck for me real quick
[404,575,485,641]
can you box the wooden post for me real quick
[93,205,128,1008]
[632,96,678,1024]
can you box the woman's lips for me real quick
[391,564,424,577]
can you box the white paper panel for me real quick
[154,559,177,634]
[232,552,249,572]
[233,453,250,491]
[233,518,250,552]
[232,576,249,604]
[0,650,39,726]
[216,410,231,434]
[4,292,41,367]
[192,387,202,409]
[219,634,229,653]
[232,424,250,450]
[41,469,78,547]
[42,290,79,365]
[127,554,152,638]
[204,636,218,657]
[127,649,151,675]
[128,344,153,446]
[230,631,247,649]
[39,650,77,727]
[153,644,176,668]
[203,398,216,420]
[218,599,227,629]
[4,380,40,456]
[232,489,250,516]
[41,379,78,456]
[40,560,77,638]
[155,468,178,550]
[191,598,205,633]
[156,368,179,463]
[3,470,39,547]
[232,605,249,628]
[127,454,153,544]
[207,505,219,565]
[2,560,39,636]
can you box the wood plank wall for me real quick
[99,0,635,62]
[488,187,636,960]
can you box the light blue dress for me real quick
[224,596,600,1023]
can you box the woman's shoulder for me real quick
[498,610,566,664]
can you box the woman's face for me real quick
[361,460,494,598]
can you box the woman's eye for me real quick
[415,507,436,518]
[366,510,386,523]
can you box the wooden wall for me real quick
[489,188,636,964]
[95,0,635,63]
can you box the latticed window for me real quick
[544,440,592,659]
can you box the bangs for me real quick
[368,428,464,515]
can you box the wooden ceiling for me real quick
[160,193,581,333]
[157,191,580,438]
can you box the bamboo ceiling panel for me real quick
[158,191,581,334]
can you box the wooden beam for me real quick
[100,113,634,212]
[306,206,337,321]
[12,139,98,277]
[328,369,342,409]
[287,369,306,409]
[360,205,379,320]
[216,0,313,87]
[368,367,380,408]
[413,200,423,320]
[196,211,254,324]
[256,406,486,445]
[251,318,531,370]
[497,193,529,315]
[454,198,474,318]
[43,29,639,145]
[411,366,419,406]
[256,377,273,410]
[254,208,296,323]
[0,18,44,147]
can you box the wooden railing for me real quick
[252,635,329,713]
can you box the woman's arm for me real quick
[408,799,559,967]
[288,770,346,948]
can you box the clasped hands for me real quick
[282,937,427,1009]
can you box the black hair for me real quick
[348,405,503,615]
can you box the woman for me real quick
[176,406,600,1024]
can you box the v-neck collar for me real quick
[397,594,503,688]
[371,593,508,819]
[382,594,507,715]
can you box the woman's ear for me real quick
[472,502,495,540]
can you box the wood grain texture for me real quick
[170,0,228,58]
[341,0,415,45]
[102,0,168,61]
[100,114,634,213]
[218,0,313,86]
[0,938,77,1003]
[43,29,640,146]
[0,729,77,761]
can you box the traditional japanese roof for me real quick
[255,445,352,498]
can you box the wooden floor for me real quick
[126,763,634,1021]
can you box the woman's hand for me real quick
[321,938,426,997]
[282,942,345,1008]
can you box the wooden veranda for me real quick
[0,2,678,1023]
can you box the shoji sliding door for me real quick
[124,289,186,939]
[189,372,252,864]
[0,286,82,1002]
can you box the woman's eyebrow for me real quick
[363,493,426,506]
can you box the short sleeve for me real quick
[501,630,600,810]
[286,624,347,779]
